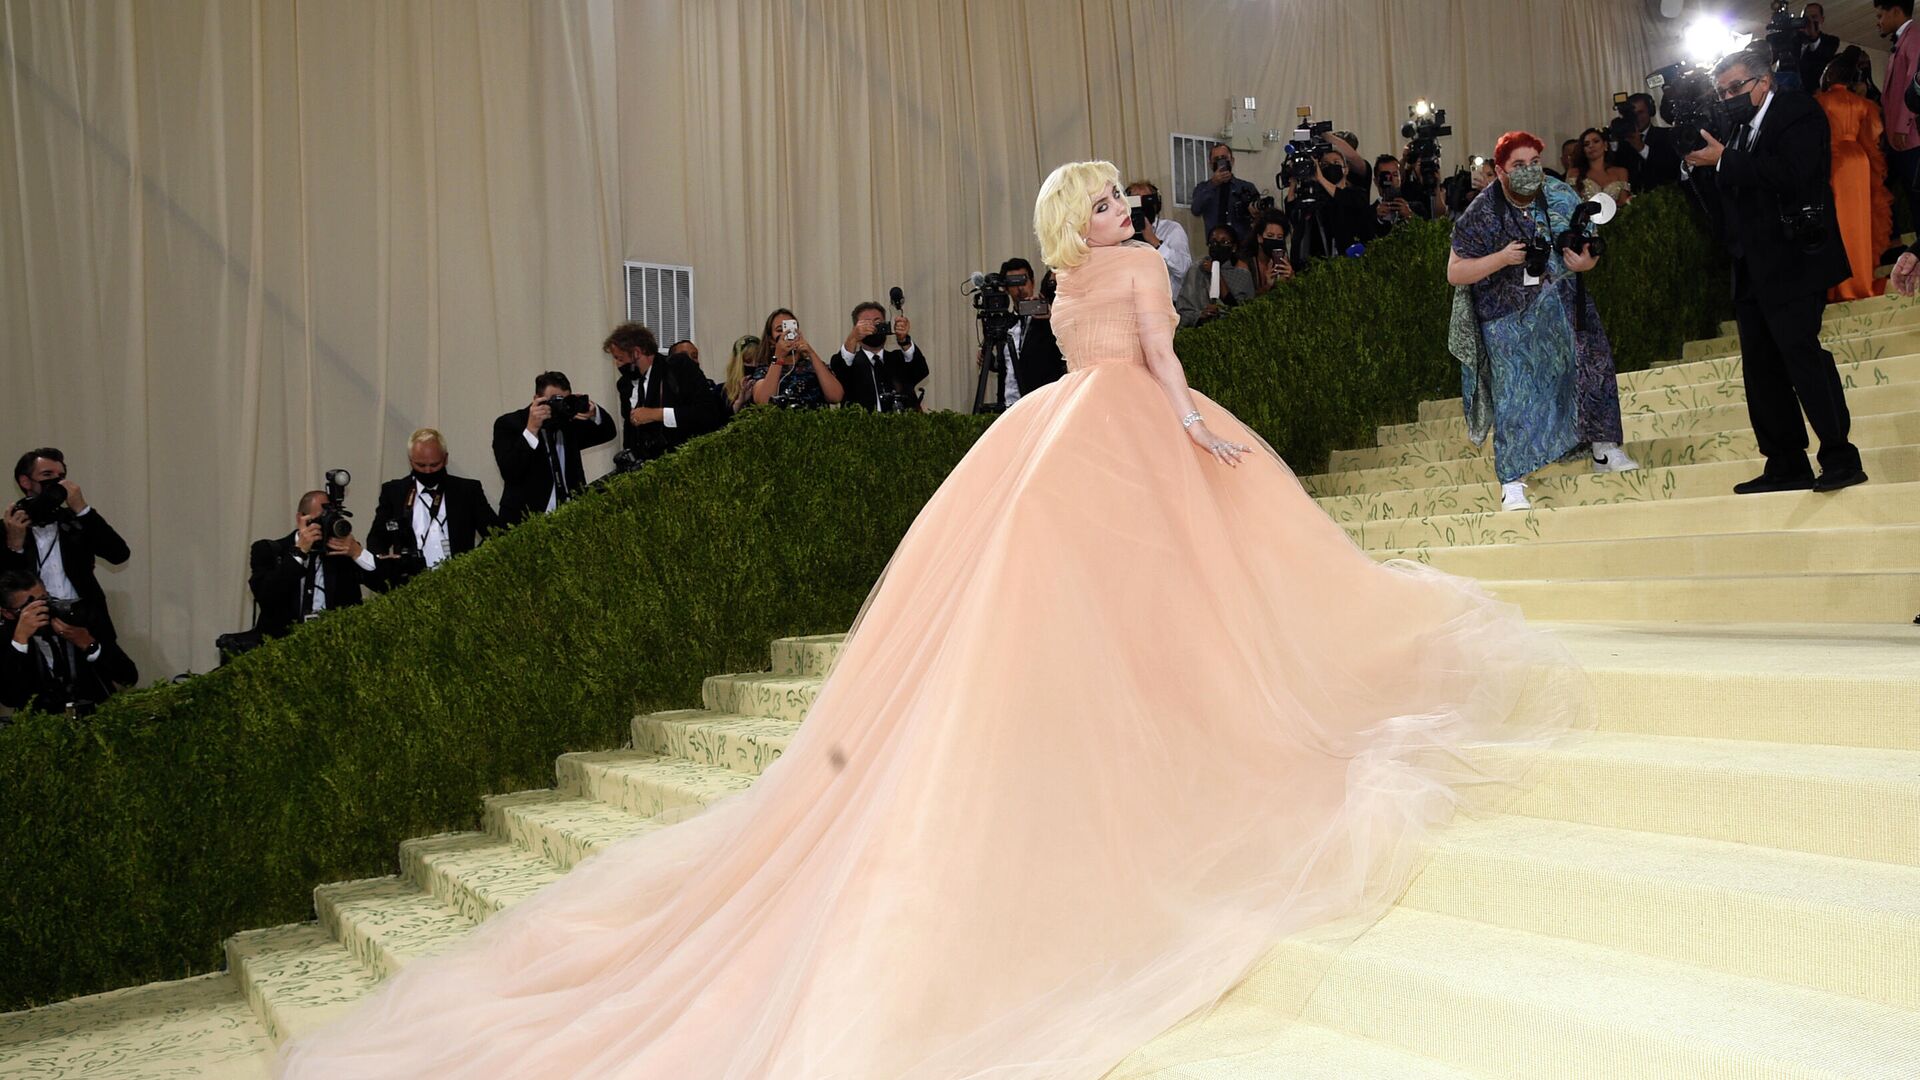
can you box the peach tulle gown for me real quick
[278,244,1583,1079]
[1819,85,1891,302]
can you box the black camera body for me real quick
[541,393,591,430]
[1607,94,1638,145]
[1649,63,1726,157]
[1520,236,1554,280]
[1780,203,1829,253]
[317,468,353,539]
[1762,0,1809,68]
[12,484,69,527]
[1401,106,1452,183]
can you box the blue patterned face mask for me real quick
[1506,162,1546,196]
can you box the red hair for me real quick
[1493,131,1546,168]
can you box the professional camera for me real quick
[1762,0,1809,69]
[540,393,591,430]
[11,483,68,526]
[1606,92,1637,145]
[1279,109,1335,200]
[316,467,353,539]
[1555,192,1618,259]
[1521,236,1554,282]
[1401,100,1452,184]
[1127,190,1163,240]
[1648,63,1724,156]
[1780,202,1829,253]
[876,387,922,414]
[966,270,1021,414]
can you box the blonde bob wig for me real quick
[1034,160,1123,272]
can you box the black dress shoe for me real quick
[1813,468,1869,492]
[1732,474,1816,495]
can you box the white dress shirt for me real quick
[1002,323,1026,406]
[308,545,377,614]
[411,481,451,568]
[627,364,679,430]
[520,404,599,511]
[29,508,88,602]
[837,342,920,406]
[1151,218,1193,296]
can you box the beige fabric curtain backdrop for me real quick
[3,0,1675,679]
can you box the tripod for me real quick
[972,317,1016,415]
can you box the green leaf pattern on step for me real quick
[0,973,275,1078]
[226,924,380,1043]
[314,878,474,980]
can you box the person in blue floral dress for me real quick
[1448,131,1637,510]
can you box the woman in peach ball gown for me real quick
[278,161,1582,1079]
[1818,51,1891,302]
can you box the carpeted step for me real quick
[1342,480,1920,551]
[1239,908,1920,1079]
[1685,319,1920,363]
[769,633,845,677]
[1382,377,1920,449]
[1319,444,1920,523]
[1716,291,1918,338]
[1331,405,1920,473]
[481,788,662,870]
[0,971,275,1078]
[397,832,567,924]
[1382,524,1920,582]
[1505,732,1920,866]
[1548,622,1920,750]
[701,674,820,727]
[1405,815,1920,1009]
[1485,569,1920,623]
[553,749,755,819]
[632,709,799,775]
[224,924,379,1046]
[1415,346,1920,422]
[1109,1013,1480,1079]
[312,877,473,981]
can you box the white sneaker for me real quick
[1591,442,1639,473]
[1500,481,1531,511]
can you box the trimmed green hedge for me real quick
[0,185,1731,1011]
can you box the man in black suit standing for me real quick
[830,301,930,412]
[1620,93,1683,192]
[249,489,377,640]
[998,259,1064,405]
[491,371,616,525]
[366,428,499,590]
[1794,3,1841,92]
[605,323,728,465]
[3,448,132,649]
[1686,46,1865,494]
[1,570,137,714]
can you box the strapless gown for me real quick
[279,244,1583,1079]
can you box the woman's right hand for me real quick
[1496,240,1529,267]
[1188,421,1251,467]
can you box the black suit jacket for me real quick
[248,533,371,640]
[0,633,137,711]
[0,508,131,644]
[1712,91,1851,305]
[1010,316,1066,397]
[1625,127,1683,191]
[491,406,617,525]
[614,354,729,461]
[1796,33,1841,92]
[366,474,498,587]
[829,345,931,411]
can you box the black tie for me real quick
[544,432,569,505]
[298,550,319,618]
[46,638,72,690]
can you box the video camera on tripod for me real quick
[1278,108,1335,210]
[965,270,1048,415]
[1400,100,1453,189]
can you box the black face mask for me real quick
[1717,92,1760,128]
[412,470,445,491]
[1207,241,1237,262]
[1321,163,1346,185]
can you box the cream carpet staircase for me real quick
[4,297,1919,1078]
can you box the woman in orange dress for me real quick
[1818,53,1890,301]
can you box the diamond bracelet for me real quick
[1179,410,1204,429]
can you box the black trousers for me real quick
[1731,261,1861,478]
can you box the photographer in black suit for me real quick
[1,570,137,714]
[605,323,727,468]
[975,259,1063,407]
[1685,47,1865,493]
[491,371,616,524]
[366,428,499,590]
[831,301,930,412]
[3,448,132,648]
[249,489,376,640]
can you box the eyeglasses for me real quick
[1717,75,1761,100]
